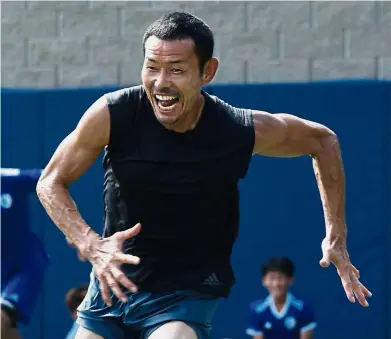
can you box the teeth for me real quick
[157,101,178,111]
[155,95,177,101]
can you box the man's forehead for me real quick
[144,36,195,56]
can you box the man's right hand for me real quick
[81,223,142,306]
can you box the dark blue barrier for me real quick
[1,81,390,339]
[1,90,45,338]
[212,81,391,339]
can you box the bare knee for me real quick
[148,321,198,339]
[74,325,104,339]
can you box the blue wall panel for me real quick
[211,81,391,339]
[1,89,45,339]
[1,81,390,339]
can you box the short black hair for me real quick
[142,11,214,72]
[262,257,295,278]
[65,284,88,313]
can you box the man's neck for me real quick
[165,93,205,133]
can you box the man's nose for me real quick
[155,70,171,89]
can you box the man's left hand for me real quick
[319,236,372,307]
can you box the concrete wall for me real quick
[2,1,391,88]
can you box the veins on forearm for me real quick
[312,136,347,237]
[37,181,93,246]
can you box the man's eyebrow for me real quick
[146,57,185,64]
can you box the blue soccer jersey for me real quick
[1,168,50,324]
[246,293,316,339]
[1,168,44,264]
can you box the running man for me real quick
[36,11,371,339]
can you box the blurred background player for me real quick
[246,257,316,339]
[65,284,89,339]
[1,168,50,339]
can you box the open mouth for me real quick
[155,94,180,111]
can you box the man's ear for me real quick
[201,57,219,85]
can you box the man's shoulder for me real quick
[206,91,240,113]
[205,91,254,129]
[105,85,145,105]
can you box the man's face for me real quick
[262,271,293,300]
[142,36,209,126]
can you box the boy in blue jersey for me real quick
[1,168,50,339]
[246,257,316,339]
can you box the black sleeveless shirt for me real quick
[102,85,254,298]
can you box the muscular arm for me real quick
[251,111,372,307]
[252,110,346,240]
[36,96,110,256]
